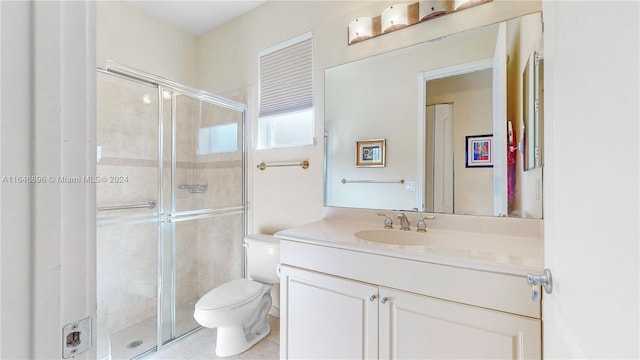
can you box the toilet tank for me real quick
[245,234,280,284]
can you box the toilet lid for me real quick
[195,279,264,310]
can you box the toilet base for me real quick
[214,292,273,357]
[215,322,270,357]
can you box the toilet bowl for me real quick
[193,234,280,357]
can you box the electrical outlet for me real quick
[405,181,416,192]
[62,317,91,358]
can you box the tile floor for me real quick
[145,315,280,360]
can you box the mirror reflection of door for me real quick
[519,51,544,219]
[523,51,544,171]
[426,68,494,217]
[426,104,454,214]
[535,54,544,168]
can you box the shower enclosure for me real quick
[96,63,246,359]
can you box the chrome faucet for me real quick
[416,216,435,233]
[397,213,410,231]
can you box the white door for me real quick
[279,266,378,359]
[424,104,453,214]
[0,1,96,359]
[542,1,639,358]
[431,104,454,214]
[425,104,454,214]
[378,287,541,359]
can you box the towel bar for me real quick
[341,178,404,184]
[257,160,309,171]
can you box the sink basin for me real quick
[355,229,432,246]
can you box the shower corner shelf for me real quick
[178,184,208,193]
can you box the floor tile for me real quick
[147,315,280,360]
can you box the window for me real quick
[257,32,314,149]
[197,123,238,154]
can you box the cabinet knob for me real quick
[381,297,389,304]
[369,295,377,302]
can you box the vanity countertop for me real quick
[275,216,544,277]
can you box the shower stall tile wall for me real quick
[97,69,246,359]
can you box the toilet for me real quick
[193,234,280,357]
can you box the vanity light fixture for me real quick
[419,0,450,21]
[347,0,491,45]
[348,17,373,44]
[455,0,487,11]
[381,4,409,33]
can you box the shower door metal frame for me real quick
[99,61,248,357]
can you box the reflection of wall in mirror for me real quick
[506,12,543,218]
[325,24,498,211]
[427,69,493,216]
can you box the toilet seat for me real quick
[195,279,264,311]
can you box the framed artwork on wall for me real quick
[465,134,493,168]
[356,139,386,167]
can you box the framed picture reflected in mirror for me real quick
[356,139,386,167]
[465,135,493,168]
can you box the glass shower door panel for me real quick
[171,213,245,337]
[173,94,199,213]
[97,223,159,359]
[169,95,245,338]
[96,71,160,359]
[174,96,244,213]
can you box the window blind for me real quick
[259,33,313,118]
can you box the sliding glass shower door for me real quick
[97,67,246,359]
[159,88,246,343]
[96,71,161,359]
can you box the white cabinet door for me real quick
[280,265,379,359]
[379,287,541,359]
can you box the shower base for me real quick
[99,301,199,360]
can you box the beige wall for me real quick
[195,0,541,233]
[95,0,542,320]
[324,26,496,211]
[97,0,542,232]
[96,1,198,86]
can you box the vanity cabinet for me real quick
[280,265,541,359]
[279,266,378,359]
[378,286,540,359]
[278,236,542,359]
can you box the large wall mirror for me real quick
[325,12,544,219]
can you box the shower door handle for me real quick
[97,201,156,212]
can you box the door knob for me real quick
[526,268,553,301]
[380,297,389,304]
[369,295,377,302]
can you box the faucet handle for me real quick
[376,213,393,229]
[416,216,435,233]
